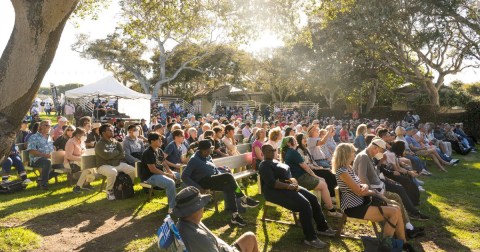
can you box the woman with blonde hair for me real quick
[334,143,412,250]
[354,124,367,151]
[267,127,282,160]
[252,128,266,169]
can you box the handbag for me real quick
[361,236,403,252]
[370,195,388,207]
[69,163,81,174]
[367,195,396,229]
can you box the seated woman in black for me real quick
[296,133,337,198]
[258,144,335,249]
[334,143,412,250]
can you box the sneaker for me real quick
[420,169,432,176]
[410,212,429,221]
[317,227,337,237]
[240,197,259,208]
[415,178,424,186]
[73,186,81,193]
[82,184,94,191]
[417,186,425,193]
[304,238,326,249]
[107,190,116,200]
[22,178,32,184]
[327,210,343,218]
[231,213,246,226]
[449,159,460,164]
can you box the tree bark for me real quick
[365,80,379,113]
[0,0,79,163]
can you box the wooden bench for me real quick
[51,150,75,186]
[334,186,381,238]
[209,152,257,212]
[234,134,244,144]
[78,149,105,192]
[236,143,251,154]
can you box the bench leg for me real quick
[262,202,268,221]
[67,173,73,187]
[292,211,299,226]
[147,188,153,202]
[213,191,219,213]
[371,221,381,238]
[336,214,347,236]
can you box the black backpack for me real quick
[0,180,26,194]
[113,172,134,199]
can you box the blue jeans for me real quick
[436,148,451,162]
[314,159,331,168]
[31,158,52,187]
[405,154,426,172]
[2,154,25,174]
[146,172,180,209]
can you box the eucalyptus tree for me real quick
[317,0,479,107]
[74,0,299,99]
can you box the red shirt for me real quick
[340,129,349,142]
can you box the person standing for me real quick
[64,101,75,122]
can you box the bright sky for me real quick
[0,1,477,87]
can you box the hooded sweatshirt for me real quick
[95,138,125,167]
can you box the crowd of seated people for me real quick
[5,108,479,252]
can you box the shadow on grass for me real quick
[17,190,166,251]
[412,155,479,251]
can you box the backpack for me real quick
[0,180,26,194]
[113,172,134,199]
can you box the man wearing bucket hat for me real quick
[174,186,259,252]
[182,139,259,226]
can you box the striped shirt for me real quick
[335,166,365,211]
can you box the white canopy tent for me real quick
[65,76,151,123]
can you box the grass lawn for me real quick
[1,115,478,251]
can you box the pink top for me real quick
[252,140,264,160]
[64,138,85,165]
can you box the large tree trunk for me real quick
[424,79,440,107]
[0,0,79,163]
[365,80,379,113]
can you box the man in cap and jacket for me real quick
[181,140,259,226]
